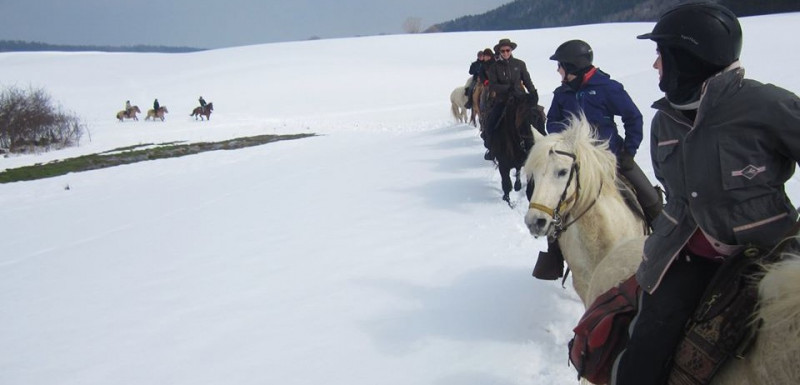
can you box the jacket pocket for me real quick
[718,134,773,191]
[656,139,679,162]
[731,194,797,246]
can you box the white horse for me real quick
[523,115,800,384]
[450,86,469,124]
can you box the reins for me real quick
[528,149,603,240]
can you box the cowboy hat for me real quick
[494,38,518,52]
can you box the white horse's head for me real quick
[523,113,617,238]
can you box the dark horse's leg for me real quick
[514,167,522,191]
[499,162,513,203]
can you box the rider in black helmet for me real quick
[549,39,593,75]
[610,3,800,384]
[532,39,663,281]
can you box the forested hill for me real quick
[426,0,800,33]
[0,40,204,53]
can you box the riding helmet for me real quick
[637,2,741,68]
[549,40,593,74]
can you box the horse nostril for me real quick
[536,218,548,230]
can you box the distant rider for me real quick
[465,50,484,109]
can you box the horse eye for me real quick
[558,169,569,177]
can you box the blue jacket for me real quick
[469,60,482,81]
[546,68,643,155]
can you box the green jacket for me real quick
[638,65,800,293]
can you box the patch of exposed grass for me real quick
[0,133,315,183]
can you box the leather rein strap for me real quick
[528,149,603,239]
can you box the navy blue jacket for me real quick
[469,60,482,82]
[546,68,643,155]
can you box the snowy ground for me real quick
[1,13,799,385]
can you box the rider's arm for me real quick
[608,85,644,156]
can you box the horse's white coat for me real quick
[523,115,800,384]
[449,86,469,124]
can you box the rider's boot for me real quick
[532,240,565,280]
[643,197,663,226]
[619,158,664,227]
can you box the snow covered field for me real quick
[1,13,799,385]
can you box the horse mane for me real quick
[526,113,619,216]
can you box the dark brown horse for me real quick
[487,94,546,206]
[190,102,213,120]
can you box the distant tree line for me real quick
[0,40,205,53]
[427,0,800,33]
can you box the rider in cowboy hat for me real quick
[482,38,538,160]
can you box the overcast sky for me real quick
[0,0,508,49]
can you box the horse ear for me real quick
[532,127,545,142]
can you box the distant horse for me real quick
[470,82,484,126]
[190,102,213,120]
[116,105,141,122]
[523,114,800,385]
[487,94,545,206]
[478,85,492,129]
[450,86,469,124]
[145,106,169,121]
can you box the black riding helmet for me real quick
[549,40,593,74]
[636,1,741,68]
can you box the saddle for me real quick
[569,244,781,385]
[667,246,769,384]
[615,172,663,233]
[569,275,640,384]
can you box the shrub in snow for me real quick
[0,85,86,154]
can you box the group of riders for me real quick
[468,2,800,384]
[121,96,208,119]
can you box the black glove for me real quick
[528,89,539,106]
[617,150,635,171]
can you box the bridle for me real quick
[528,149,602,239]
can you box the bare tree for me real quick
[403,17,423,34]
